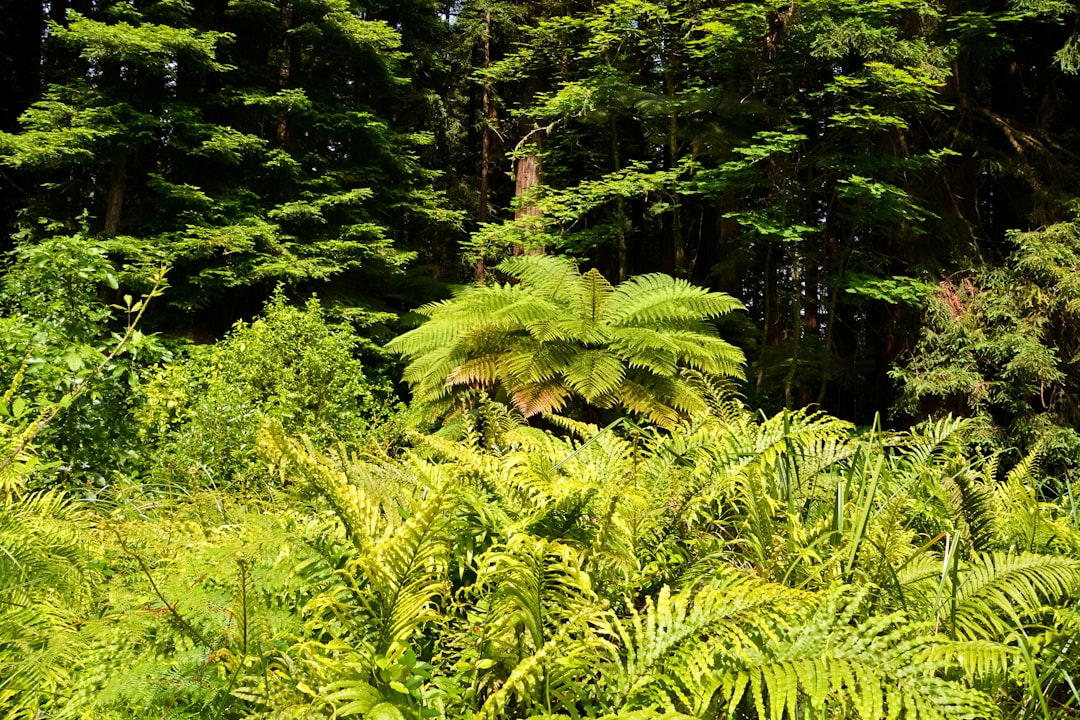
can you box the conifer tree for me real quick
[0,0,457,321]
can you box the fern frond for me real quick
[564,350,628,402]
[920,639,1019,680]
[575,267,616,323]
[946,468,998,551]
[510,382,574,418]
[606,572,807,714]
[364,467,456,663]
[475,603,613,720]
[991,440,1078,552]
[718,586,1000,720]
[607,273,744,326]
[497,255,581,297]
[1006,439,1044,488]
[945,551,1080,641]
[481,535,597,653]
[257,423,384,550]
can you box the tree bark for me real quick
[512,147,543,255]
[763,243,781,346]
[104,154,127,236]
[612,121,628,281]
[477,10,497,279]
[276,0,299,153]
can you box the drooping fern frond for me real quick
[891,416,1000,549]
[0,600,85,720]
[477,534,599,665]
[258,422,392,550]
[939,551,1080,641]
[715,585,1000,720]
[603,570,810,714]
[920,639,1020,681]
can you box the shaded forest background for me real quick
[3,0,1080,471]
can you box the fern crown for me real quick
[386,255,746,425]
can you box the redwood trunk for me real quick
[513,150,543,255]
[104,154,127,235]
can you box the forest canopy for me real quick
[2,0,1080,718]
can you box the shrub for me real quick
[140,290,394,488]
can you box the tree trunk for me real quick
[477,9,496,279]
[104,154,127,235]
[512,148,543,255]
[763,243,781,346]
[612,121,628,281]
[800,251,820,406]
[276,0,299,153]
[662,48,685,276]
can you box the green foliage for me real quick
[140,290,395,488]
[0,232,170,487]
[387,256,745,426]
[0,0,457,314]
[892,222,1080,479]
[0,416,96,720]
[4,395,1080,719]
[5,3,1080,716]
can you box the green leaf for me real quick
[367,702,407,720]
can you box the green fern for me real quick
[0,427,95,720]
[475,602,613,720]
[363,467,456,665]
[716,585,999,720]
[386,255,745,426]
[938,552,1080,641]
[605,573,807,714]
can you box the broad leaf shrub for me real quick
[0,232,171,489]
[139,289,399,489]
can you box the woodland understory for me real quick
[3,0,1080,718]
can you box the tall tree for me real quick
[465,0,960,421]
[0,0,457,327]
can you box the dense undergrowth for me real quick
[2,274,1080,720]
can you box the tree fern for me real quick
[386,256,745,426]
